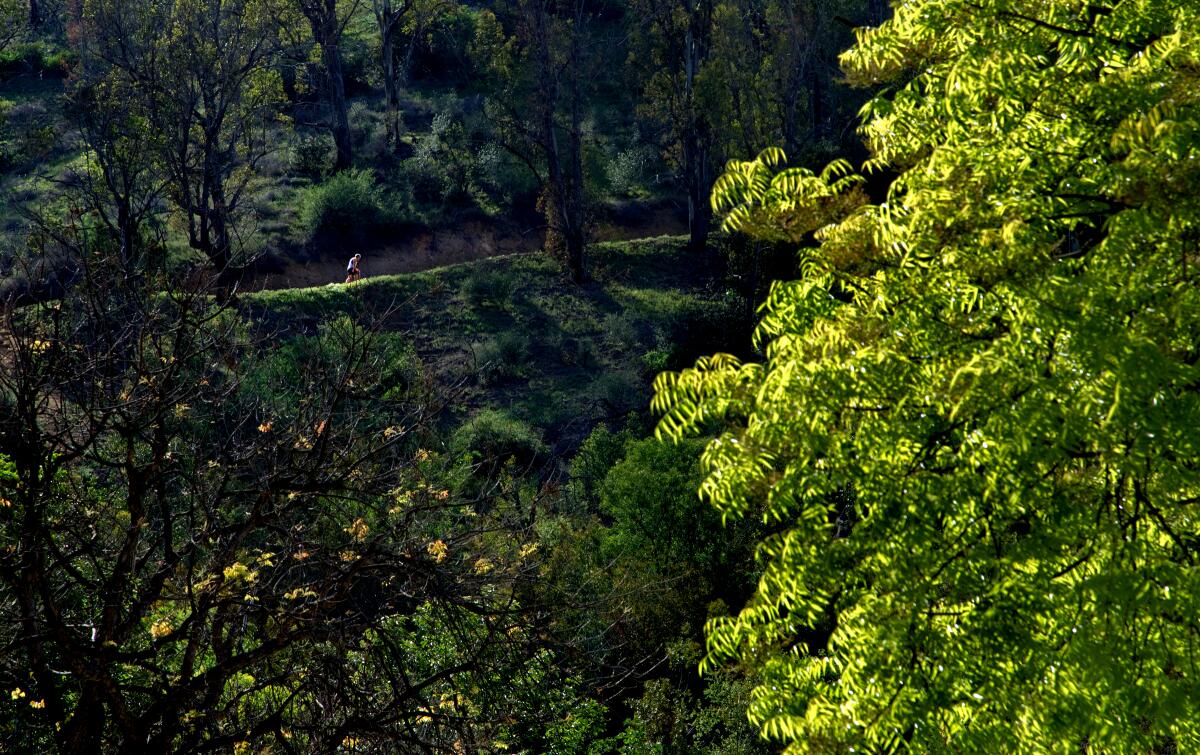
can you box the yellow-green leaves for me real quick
[711,149,867,244]
[659,0,1200,750]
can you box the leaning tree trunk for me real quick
[200,145,242,297]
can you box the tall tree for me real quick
[630,0,715,253]
[657,0,1200,750]
[64,75,165,270]
[82,0,281,283]
[295,0,359,172]
[0,237,514,752]
[372,0,450,152]
[476,0,592,284]
[633,0,870,254]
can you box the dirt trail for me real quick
[246,201,688,291]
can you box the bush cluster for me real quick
[296,168,394,245]
[473,331,529,384]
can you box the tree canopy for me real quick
[655,0,1200,750]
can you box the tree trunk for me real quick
[59,687,106,754]
[28,0,39,27]
[380,21,403,151]
[684,128,710,254]
[305,1,353,172]
[809,62,823,141]
[116,198,135,267]
[281,60,298,102]
[683,10,710,254]
[868,0,887,25]
[808,0,824,141]
[565,20,587,284]
[322,40,352,171]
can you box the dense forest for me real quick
[1,0,1198,752]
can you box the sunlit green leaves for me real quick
[658,0,1200,750]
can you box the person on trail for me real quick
[345,253,362,283]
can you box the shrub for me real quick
[291,133,333,179]
[0,41,75,77]
[601,313,640,350]
[451,409,548,471]
[349,102,389,160]
[473,331,529,384]
[567,423,634,513]
[590,370,642,413]
[664,292,750,368]
[297,168,389,244]
[606,144,656,198]
[556,335,596,368]
[640,347,670,376]
[462,268,517,308]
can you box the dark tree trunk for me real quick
[28,0,39,26]
[59,688,106,754]
[565,21,587,284]
[381,29,402,150]
[323,41,352,171]
[809,0,825,141]
[809,62,823,140]
[868,0,887,25]
[685,133,710,254]
[533,0,588,284]
[682,5,711,254]
[280,61,298,101]
[303,1,353,171]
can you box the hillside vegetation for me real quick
[4,0,1200,752]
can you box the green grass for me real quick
[241,236,728,452]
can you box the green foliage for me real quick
[616,672,771,755]
[291,131,334,179]
[546,428,759,656]
[297,168,392,243]
[598,436,720,577]
[239,316,420,422]
[473,330,530,384]
[607,144,658,199]
[712,148,865,243]
[602,312,641,350]
[347,603,612,753]
[0,40,74,77]
[656,0,1200,751]
[462,266,518,308]
[555,334,598,369]
[568,423,636,512]
[590,369,644,414]
[451,409,548,471]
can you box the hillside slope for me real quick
[241,236,744,453]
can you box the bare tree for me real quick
[81,0,280,285]
[0,230,518,752]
